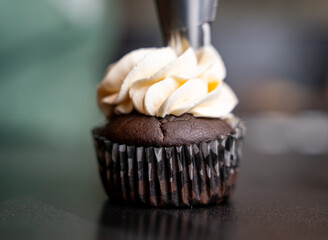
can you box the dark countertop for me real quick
[1,144,328,240]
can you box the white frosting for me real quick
[97,45,238,118]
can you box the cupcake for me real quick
[93,45,245,207]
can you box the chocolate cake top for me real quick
[97,112,232,147]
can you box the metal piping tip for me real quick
[155,0,218,53]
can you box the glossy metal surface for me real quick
[155,0,218,51]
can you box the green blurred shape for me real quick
[0,0,120,148]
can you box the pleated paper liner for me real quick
[93,119,245,207]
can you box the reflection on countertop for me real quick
[97,201,236,240]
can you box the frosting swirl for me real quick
[97,45,238,118]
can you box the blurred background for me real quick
[0,0,327,236]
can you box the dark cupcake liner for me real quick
[93,118,245,207]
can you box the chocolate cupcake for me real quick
[93,46,245,207]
